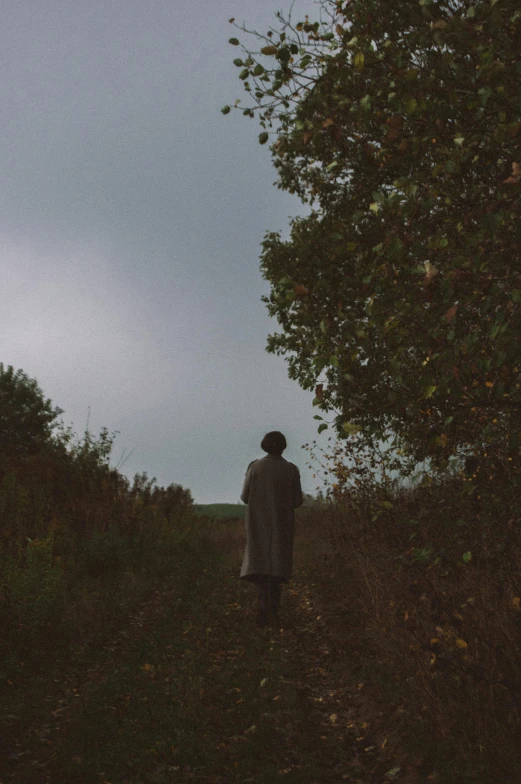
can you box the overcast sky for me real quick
[1,0,328,503]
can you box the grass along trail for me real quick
[0,529,394,784]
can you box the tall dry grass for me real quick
[0,441,197,664]
[296,467,521,782]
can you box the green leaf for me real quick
[462,551,472,563]
[354,52,365,70]
[239,68,249,80]
[221,105,231,115]
[232,0,519,466]
[318,423,329,434]
[380,500,393,509]
[343,422,361,435]
[329,355,339,367]
[259,132,269,145]
[233,58,244,67]
[229,38,240,45]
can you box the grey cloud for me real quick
[1,0,323,503]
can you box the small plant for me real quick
[80,526,135,576]
[0,366,195,658]
[1,534,65,635]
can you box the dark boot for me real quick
[268,608,280,627]
[268,579,282,626]
[256,601,268,628]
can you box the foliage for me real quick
[79,525,135,576]
[295,419,521,780]
[54,422,115,470]
[5,478,521,783]
[296,467,521,782]
[0,364,63,455]
[226,0,521,466]
[1,534,66,633]
[130,471,193,516]
[303,432,418,502]
[0,368,194,656]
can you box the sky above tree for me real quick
[1,0,321,502]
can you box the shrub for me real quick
[79,526,136,577]
[1,535,66,637]
[296,458,521,782]
[0,367,195,657]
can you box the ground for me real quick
[0,537,397,784]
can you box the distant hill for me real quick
[194,503,246,520]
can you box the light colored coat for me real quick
[240,454,303,582]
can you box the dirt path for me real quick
[0,550,392,784]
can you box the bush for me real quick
[0,364,62,454]
[0,535,66,637]
[0,369,195,658]
[80,526,136,577]
[296,470,521,783]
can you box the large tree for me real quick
[225,0,521,467]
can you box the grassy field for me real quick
[0,518,372,784]
[4,475,521,783]
[194,503,246,519]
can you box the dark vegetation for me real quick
[297,440,521,783]
[2,364,521,781]
[0,364,194,669]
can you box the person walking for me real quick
[240,431,303,627]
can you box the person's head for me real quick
[261,431,287,456]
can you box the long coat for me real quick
[240,454,303,582]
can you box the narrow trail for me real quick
[0,547,392,784]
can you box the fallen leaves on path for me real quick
[0,557,397,784]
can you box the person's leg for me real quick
[255,579,269,606]
[268,578,282,612]
[253,576,269,627]
[267,577,283,626]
